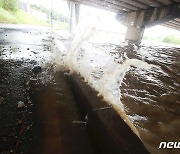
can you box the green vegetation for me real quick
[163,35,180,45]
[52,21,69,30]
[31,4,69,23]
[0,0,48,25]
[143,34,180,45]
[0,7,17,23]
[0,7,49,26]
[0,0,17,12]
[143,35,163,42]
[0,0,69,30]
[16,10,49,26]
[30,4,69,30]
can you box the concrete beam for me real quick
[145,4,180,27]
[118,4,180,26]
[80,0,139,11]
[164,23,180,30]
[87,0,131,11]
[169,20,180,26]
[118,0,148,9]
[125,26,145,43]
[68,0,128,12]
[108,0,139,11]
[156,0,172,5]
[137,0,162,7]
[118,4,180,43]
[165,22,180,28]
[174,18,180,22]
[71,1,118,12]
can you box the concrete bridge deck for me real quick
[67,0,180,42]
[68,0,179,11]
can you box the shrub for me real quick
[163,35,180,45]
[0,0,18,12]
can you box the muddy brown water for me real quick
[0,26,180,154]
[97,43,180,154]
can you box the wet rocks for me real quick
[17,101,25,108]
[27,100,32,104]
[0,96,4,104]
[32,66,42,75]
[17,120,23,125]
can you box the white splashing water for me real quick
[52,16,155,136]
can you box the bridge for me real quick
[66,0,180,43]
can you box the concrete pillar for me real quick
[75,4,80,24]
[125,26,145,43]
[118,4,180,43]
[69,2,80,33]
[124,11,145,43]
[69,3,74,33]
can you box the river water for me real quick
[0,25,180,154]
[93,43,180,154]
[53,25,180,153]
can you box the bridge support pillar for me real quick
[69,2,80,33]
[117,4,180,43]
[123,10,145,43]
[125,26,145,43]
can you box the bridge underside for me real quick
[163,18,180,30]
[67,0,180,43]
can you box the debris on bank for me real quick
[17,101,25,108]
[32,66,42,75]
[0,96,4,104]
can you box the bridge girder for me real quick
[118,4,180,42]
[66,0,180,43]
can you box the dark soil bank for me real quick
[0,59,147,154]
[0,27,147,154]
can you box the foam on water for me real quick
[52,17,156,136]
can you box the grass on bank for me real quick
[143,34,180,45]
[0,7,49,26]
[0,6,69,30]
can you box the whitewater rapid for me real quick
[52,19,158,136]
